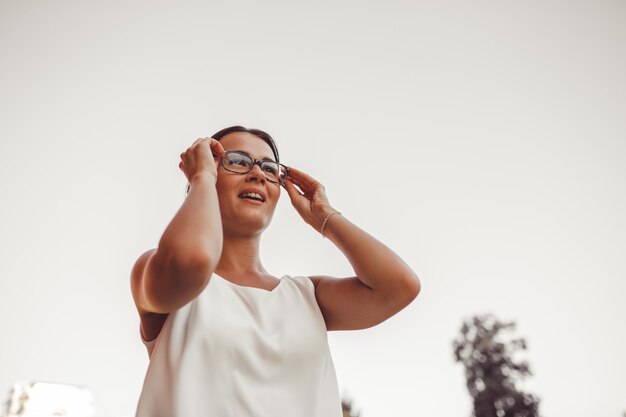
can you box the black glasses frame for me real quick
[185,150,289,196]
[220,150,289,186]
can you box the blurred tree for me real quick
[341,396,361,417]
[453,314,541,417]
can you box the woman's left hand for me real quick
[282,166,338,234]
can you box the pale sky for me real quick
[1,0,624,416]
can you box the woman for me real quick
[131,125,421,417]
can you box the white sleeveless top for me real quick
[135,273,343,417]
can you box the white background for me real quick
[1,0,624,416]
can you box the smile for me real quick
[238,196,264,205]
[238,190,266,203]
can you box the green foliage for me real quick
[453,314,541,417]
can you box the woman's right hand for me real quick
[179,137,226,185]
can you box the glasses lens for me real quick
[261,162,287,183]
[223,152,252,173]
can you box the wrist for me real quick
[191,171,217,184]
[320,209,341,239]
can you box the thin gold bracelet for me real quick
[321,211,341,238]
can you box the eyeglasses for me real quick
[220,150,289,185]
[185,150,289,196]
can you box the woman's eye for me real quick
[229,157,249,166]
[263,162,281,175]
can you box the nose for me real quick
[245,162,266,183]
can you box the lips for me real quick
[237,188,267,203]
[239,197,264,205]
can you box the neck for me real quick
[214,234,266,276]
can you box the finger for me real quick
[283,178,302,203]
[289,178,312,196]
[285,171,307,187]
[289,177,310,197]
[209,138,226,156]
[286,167,317,187]
[290,173,317,189]
[192,137,205,146]
[286,177,308,194]
[285,177,300,191]
[290,171,325,195]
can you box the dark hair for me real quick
[185,125,280,195]
[211,125,280,163]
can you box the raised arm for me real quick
[131,138,225,315]
[283,166,421,331]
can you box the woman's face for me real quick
[214,132,282,237]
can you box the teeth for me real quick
[239,192,264,201]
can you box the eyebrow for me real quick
[234,150,276,163]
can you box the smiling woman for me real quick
[130,125,421,417]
